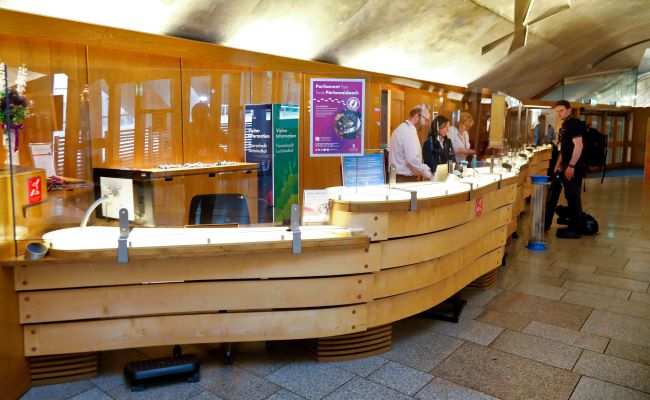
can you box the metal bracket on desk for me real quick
[498,173,504,189]
[461,182,474,201]
[290,204,301,255]
[393,188,418,211]
[118,208,130,263]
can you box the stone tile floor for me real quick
[21,177,650,400]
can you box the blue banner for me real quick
[244,104,273,223]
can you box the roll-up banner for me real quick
[244,104,273,223]
[245,104,299,223]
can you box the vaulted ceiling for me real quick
[1,0,649,99]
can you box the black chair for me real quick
[187,193,251,364]
[188,194,250,226]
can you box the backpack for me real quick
[580,121,608,182]
[555,205,599,235]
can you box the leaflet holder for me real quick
[290,203,301,255]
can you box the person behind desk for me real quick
[388,105,432,182]
[449,112,475,162]
[535,114,556,145]
[423,115,455,172]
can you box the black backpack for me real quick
[580,121,608,182]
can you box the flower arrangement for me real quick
[0,62,30,126]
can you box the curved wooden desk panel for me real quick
[368,248,504,327]
[19,274,373,324]
[378,205,511,269]
[373,227,507,299]
[15,239,378,291]
[331,179,517,241]
[24,305,367,356]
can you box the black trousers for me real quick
[562,167,585,232]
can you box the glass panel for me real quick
[615,146,623,163]
[615,117,624,142]
[604,116,612,141]
[606,147,612,164]
[591,115,601,131]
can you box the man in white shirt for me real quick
[388,106,432,182]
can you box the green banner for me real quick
[272,104,299,223]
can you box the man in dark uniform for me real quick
[553,100,585,239]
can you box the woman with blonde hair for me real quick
[449,112,476,161]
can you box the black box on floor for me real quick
[124,354,200,391]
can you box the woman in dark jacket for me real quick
[423,115,456,172]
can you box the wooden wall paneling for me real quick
[388,88,405,140]
[0,265,30,399]
[0,10,468,97]
[366,81,382,152]
[24,305,368,356]
[86,46,183,168]
[14,244,376,291]
[630,107,650,169]
[19,274,372,323]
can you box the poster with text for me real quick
[272,104,299,223]
[310,78,365,157]
[244,104,273,223]
[342,154,385,187]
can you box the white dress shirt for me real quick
[449,125,470,159]
[388,120,432,179]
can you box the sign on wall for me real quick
[310,78,365,157]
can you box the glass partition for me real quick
[0,57,309,257]
[1,38,494,258]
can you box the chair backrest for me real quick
[188,194,250,225]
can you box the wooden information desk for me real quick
[2,149,550,368]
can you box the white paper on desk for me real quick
[432,164,448,182]
[29,143,55,177]
[302,189,331,225]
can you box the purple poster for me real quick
[310,78,365,157]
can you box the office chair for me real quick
[188,193,250,226]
